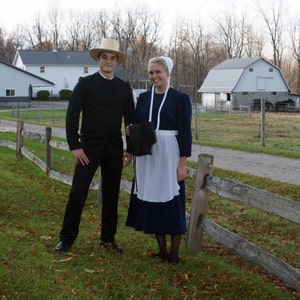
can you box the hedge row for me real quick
[36,89,72,101]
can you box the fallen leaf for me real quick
[84,269,95,274]
[59,257,73,262]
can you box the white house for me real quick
[198,57,298,111]
[12,49,100,98]
[0,61,54,103]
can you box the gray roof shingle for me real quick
[212,57,261,70]
[18,50,97,66]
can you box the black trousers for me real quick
[59,153,123,246]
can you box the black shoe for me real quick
[53,241,71,252]
[100,241,123,253]
[168,256,179,264]
[151,252,169,261]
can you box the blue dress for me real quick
[126,87,192,235]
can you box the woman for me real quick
[126,56,192,263]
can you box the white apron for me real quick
[133,85,180,203]
[134,130,179,202]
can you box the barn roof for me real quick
[212,57,261,70]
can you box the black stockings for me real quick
[155,234,181,263]
[169,235,181,263]
[155,234,168,260]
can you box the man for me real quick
[53,38,135,253]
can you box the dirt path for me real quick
[1,119,299,185]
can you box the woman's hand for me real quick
[177,156,187,181]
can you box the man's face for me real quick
[98,52,118,75]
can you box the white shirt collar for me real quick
[99,70,114,80]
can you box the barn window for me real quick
[249,68,253,72]
[6,89,15,96]
[269,68,273,72]
[84,66,88,73]
[40,66,45,73]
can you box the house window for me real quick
[84,66,88,73]
[269,68,273,72]
[40,66,45,73]
[271,92,276,95]
[6,89,15,96]
[249,68,253,72]
[242,92,248,95]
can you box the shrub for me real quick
[36,90,50,100]
[59,89,72,100]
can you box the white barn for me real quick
[0,61,54,103]
[198,57,298,111]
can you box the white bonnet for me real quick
[160,56,174,74]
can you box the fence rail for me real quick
[1,121,299,291]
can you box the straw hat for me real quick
[89,38,127,64]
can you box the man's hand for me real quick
[71,149,89,166]
[123,152,133,167]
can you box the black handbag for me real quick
[129,122,157,156]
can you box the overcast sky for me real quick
[1,0,299,35]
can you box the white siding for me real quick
[234,60,288,92]
[25,65,99,96]
[0,63,52,98]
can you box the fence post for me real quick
[261,98,266,147]
[16,120,24,160]
[187,153,214,254]
[12,103,15,118]
[194,102,199,140]
[38,102,41,122]
[45,127,52,175]
[51,102,55,124]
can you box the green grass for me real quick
[194,111,300,158]
[1,106,300,157]
[1,108,300,299]
[0,143,299,299]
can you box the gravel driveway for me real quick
[1,119,299,185]
[191,145,300,185]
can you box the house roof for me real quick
[13,49,126,79]
[0,60,54,85]
[16,50,98,66]
[198,57,290,93]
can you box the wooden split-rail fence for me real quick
[0,120,299,292]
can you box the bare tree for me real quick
[93,10,111,45]
[256,0,286,67]
[47,6,61,50]
[290,19,300,94]
[214,8,253,59]
[24,13,51,50]
[0,28,5,61]
[244,30,265,57]
[65,10,100,51]
[170,18,213,91]
[109,4,161,85]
